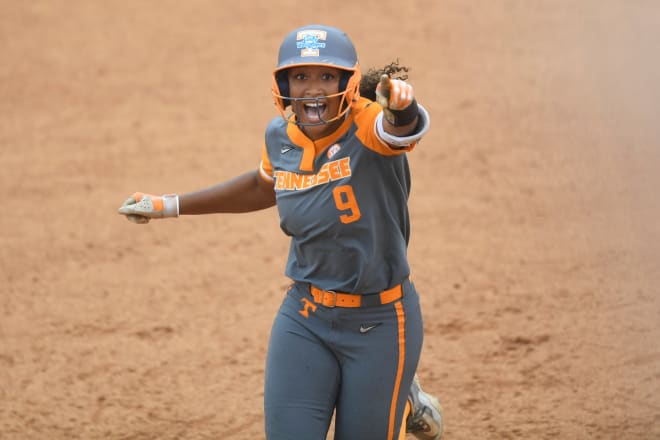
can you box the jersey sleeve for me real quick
[259,143,275,184]
[354,99,429,156]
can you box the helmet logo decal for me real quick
[296,30,327,57]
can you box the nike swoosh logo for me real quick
[281,146,293,154]
[359,323,381,333]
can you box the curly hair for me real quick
[359,60,411,101]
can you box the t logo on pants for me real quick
[298,297,317,318]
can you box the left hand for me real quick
[376,75,415,110]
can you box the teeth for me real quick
[305,103,324,108]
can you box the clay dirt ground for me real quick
[1,1,659,439]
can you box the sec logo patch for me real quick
[327,143,341,159]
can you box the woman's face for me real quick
[286,66,345,140]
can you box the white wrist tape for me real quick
[162,194,180,217]
[375,104,430,147]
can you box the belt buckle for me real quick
[323,290,337,308]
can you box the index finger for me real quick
[379,74,391,89]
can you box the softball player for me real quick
[119,24,443,440]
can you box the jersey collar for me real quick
[286,111,354,173]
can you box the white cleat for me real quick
[406,374,444,440]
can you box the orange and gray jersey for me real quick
[259,97,429,294]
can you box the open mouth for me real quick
[302,101,327,123]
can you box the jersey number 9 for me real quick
[333,185,362,224]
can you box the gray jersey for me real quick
[260,97,419,294]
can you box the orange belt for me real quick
[309,283,403,308]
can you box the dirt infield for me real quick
[2,1,659,439]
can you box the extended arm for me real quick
[118,169,276,223]
[179,170,275,214]
[375,74,430,146]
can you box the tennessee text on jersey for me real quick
[274,157,351,191]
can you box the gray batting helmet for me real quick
[271,25,362,122]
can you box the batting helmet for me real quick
[271,25,362,124]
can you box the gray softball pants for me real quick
[264,278,424,440]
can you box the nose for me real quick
[304,75,329,95]
[304,83,325,97]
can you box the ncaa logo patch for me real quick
[297,30,327,57]
[327,143,341,159]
